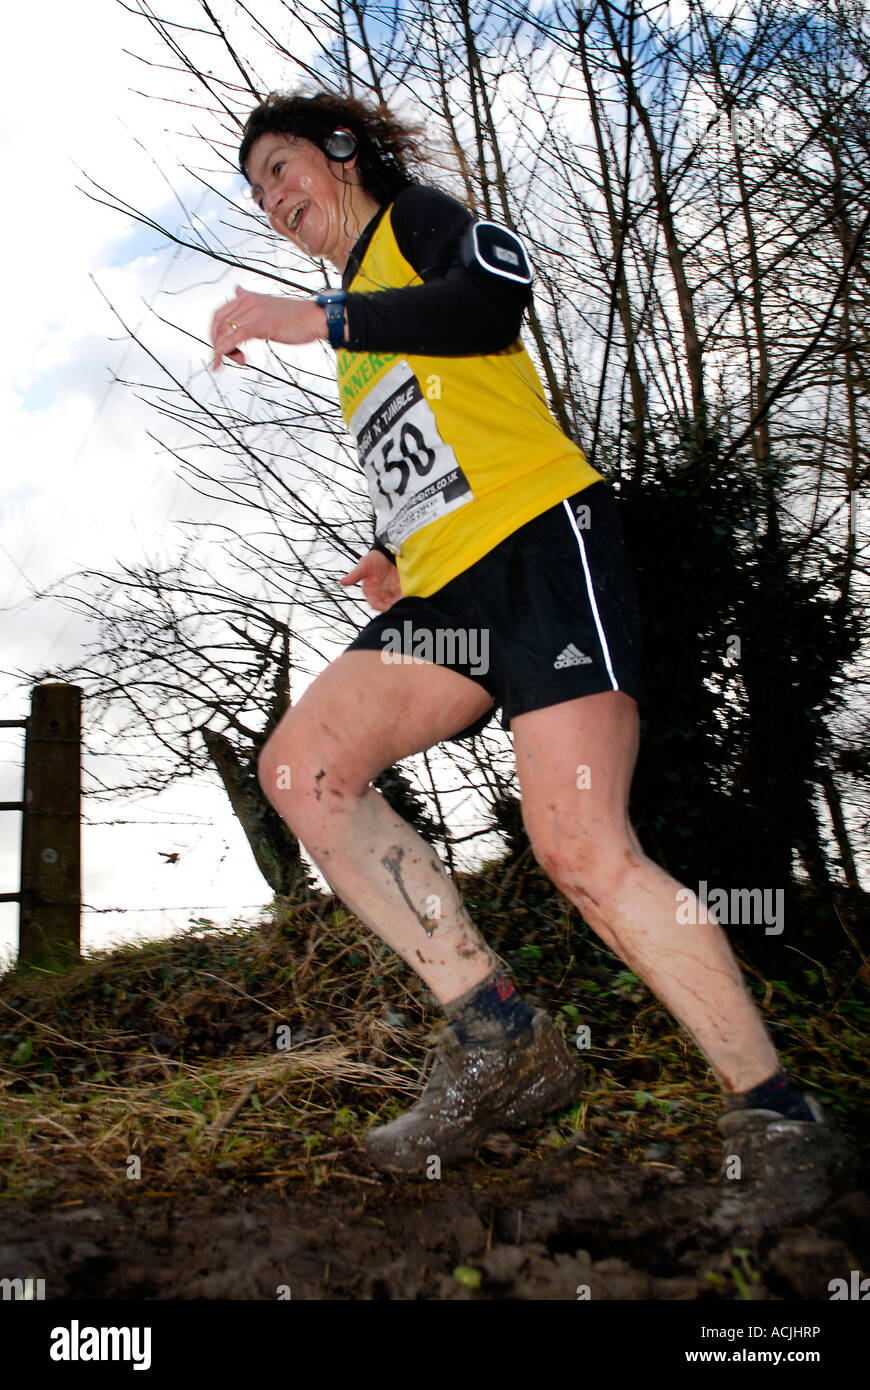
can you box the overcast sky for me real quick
[0,0,320,965]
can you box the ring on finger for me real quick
[228,320,238,331]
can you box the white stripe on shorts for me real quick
[562,498,619,691]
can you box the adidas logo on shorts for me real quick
[554,642,593,669]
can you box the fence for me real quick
[0,683,81,968]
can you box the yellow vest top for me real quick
[336,200,602,597]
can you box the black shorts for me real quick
[345,481,643,741]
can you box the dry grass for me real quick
[0,896,440,1201]
[0,1042,422,1201]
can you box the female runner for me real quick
[209,92,839,1222]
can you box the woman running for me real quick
[209,91,842,1221]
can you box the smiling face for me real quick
[245,131,381,270]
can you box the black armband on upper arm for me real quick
[460,221,534,286]
[344,186,534,356]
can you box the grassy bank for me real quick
[1,864,866,1206]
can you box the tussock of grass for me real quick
[0,867,866,1205]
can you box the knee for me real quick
[532,839,604,903]
[529,833,641,924]
[257,720,362,827]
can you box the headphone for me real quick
[323,129,358,162]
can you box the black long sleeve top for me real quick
[339,183,534,559]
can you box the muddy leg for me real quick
[513,691,780,1094]
[258,651,499,1003]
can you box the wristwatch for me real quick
[313,289,348,348]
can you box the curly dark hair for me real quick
[238,90,423,205]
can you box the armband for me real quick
[460,221,533,285]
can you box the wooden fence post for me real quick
[18,683,82,968]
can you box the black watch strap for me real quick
[372,537,398,566]
[314,290,348,349]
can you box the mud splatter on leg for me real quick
[381,845,438,937]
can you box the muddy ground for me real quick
[3,897,867,1303]
[2,1138,868,1301]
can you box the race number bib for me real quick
[348,360,473,553]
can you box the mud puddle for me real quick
[2,1145,867,1300]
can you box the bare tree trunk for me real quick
[829,141,863,609]
[425,2,481,211]
[820,766,860,891]
[201,727,313,898]
[457,0,577,438]
[576,10,648,484]
[698,8,771,468]
[600,0,707,426]
[346,1,387,102]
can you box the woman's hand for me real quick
[340,550,402,611]
[210,284,327,369]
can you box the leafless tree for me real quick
[13,0,866,891]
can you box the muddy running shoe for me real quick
[361,1009,583,1174]
[710,1096,854,1235]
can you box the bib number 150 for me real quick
[376,422,436,508]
